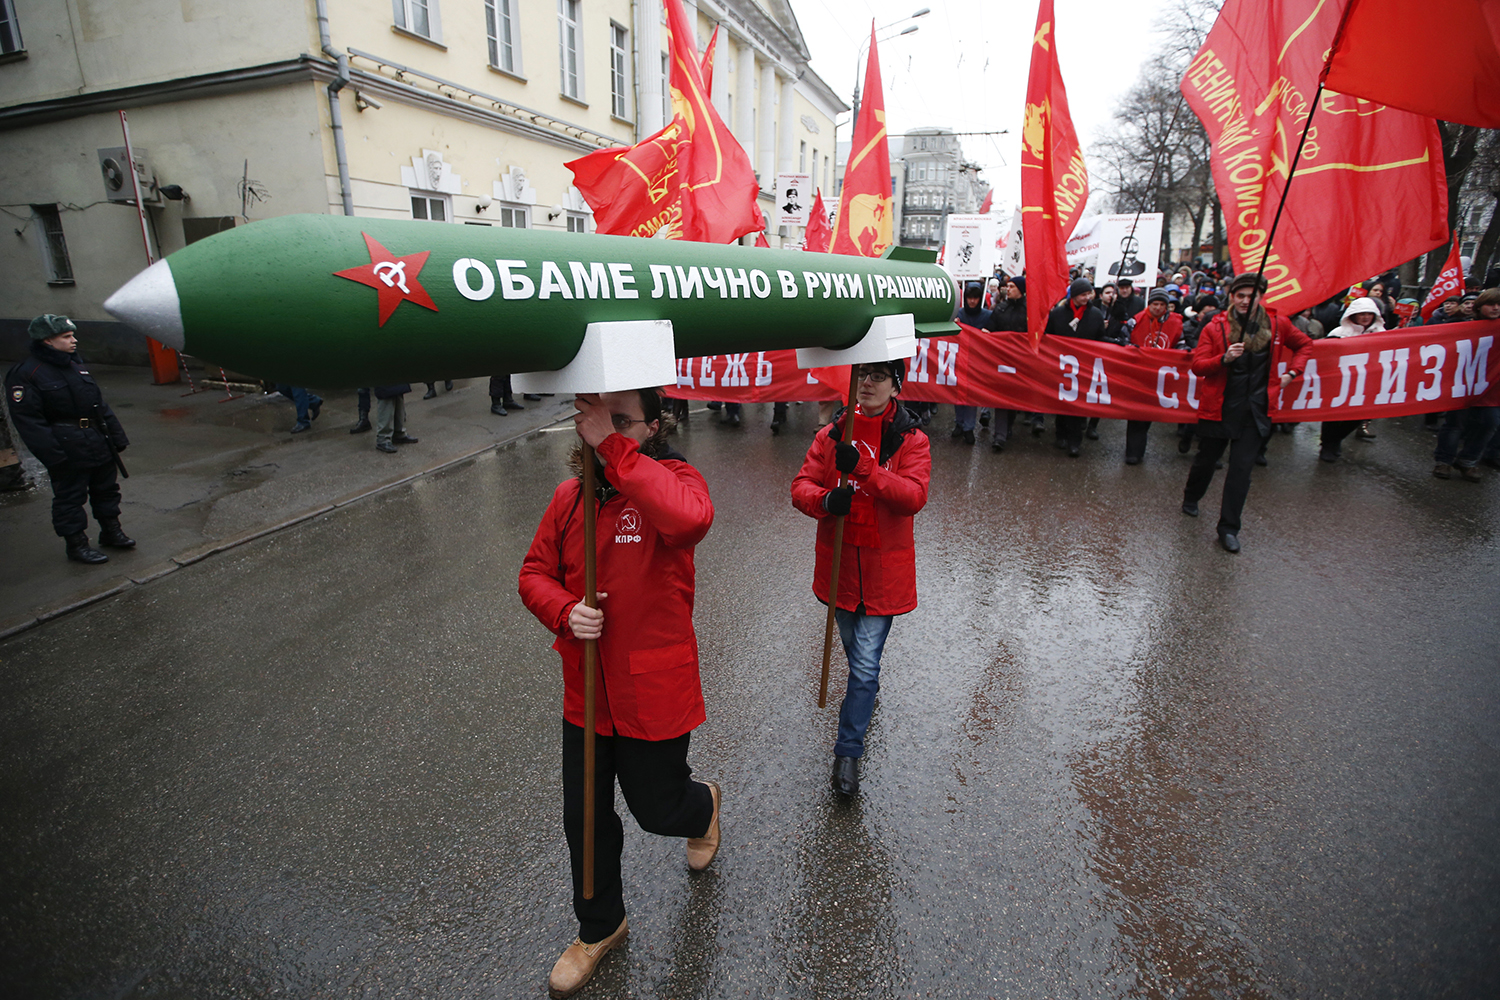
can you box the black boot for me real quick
[832,756,860,796]
[350,417,372,434]
[97,518,136,548]
[770,402,788,434]
[65,532,109,564]
[504,397,524,410]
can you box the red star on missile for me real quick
[334,232,439,326]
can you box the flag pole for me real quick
[817,365,862,708]
[580,442,599,899]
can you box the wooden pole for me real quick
[580,441,599,899]
[818,365,863,708]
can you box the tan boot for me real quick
[548,917,627,999]
[685,780,721,871]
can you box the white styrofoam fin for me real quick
[103,259,185,350]
[795,313,919,369]
[512,319,677,394]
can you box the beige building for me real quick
[0,0,843,364]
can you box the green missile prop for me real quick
[104,215,958,388]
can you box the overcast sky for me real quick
[788,0,1179,215]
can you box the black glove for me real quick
[823,485,854,516]
[834,442,860,474]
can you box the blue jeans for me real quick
[275,384,322,427]
[834,609,894,758]
[953,405,977,431]
[1434,407,1500,467]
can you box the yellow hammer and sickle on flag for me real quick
[1034,21,1050,50]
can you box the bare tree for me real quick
[1089,0,1222,267]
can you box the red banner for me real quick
[831,24,894,258]
[671,321,1500,421]
[1181,0,1448,315]
[1421,237,1465,322]
[1021,0,1089,351]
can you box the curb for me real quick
[0,420,562,644]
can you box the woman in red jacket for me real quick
[1181,274,1313,553]
[518,388,719,999]
[792,360,931,796]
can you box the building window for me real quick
[567,212,588,233]
[486,0,518,73]
[499,203,530,228]
[799,141,807,173]
[610,22,629,119]
[32,205,73,285]
[559,0,582,100]
[393,0,441,42]
[411,193,450,221]
[1,0,23,55]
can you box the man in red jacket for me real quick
[1123,288,1185,464]
[518,388,719,999]
[1181,274,1313,552]
[792,360,931,796]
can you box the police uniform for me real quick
[4,315,135,563]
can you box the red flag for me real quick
[804,189,832,253]
[1020,0,1090,351]
[830,24,894,258]
[1421,237,1466,322]
[978,189,993,215]
[1181,0,1448,315]
[754,231,770,248]
[701,26,718,96]
[565,0,759,243]
[1324,0,1500,128]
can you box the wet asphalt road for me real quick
[2,405,1497,999]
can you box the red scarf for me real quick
[842,402,892,549]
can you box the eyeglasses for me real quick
[855,368,891,384]
[610,413,652,431]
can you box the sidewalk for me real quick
[0,370,574,638]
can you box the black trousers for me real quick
[1054,415,1085,449]
[1125,421,1151,461]
[50,462,121,537]
[991,409,1019,443]
[562,721,712,943]
[1320,420,1361,456]
[1183,428,1268,534]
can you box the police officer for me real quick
[5,314,135,563]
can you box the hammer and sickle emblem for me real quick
[373,260,410,293]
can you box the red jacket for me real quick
[518,433,714,740]
[1191,308,1314,422]
[1130,308,1183,350]
[791,403,931,616]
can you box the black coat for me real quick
[985,298,1028,333]
[373,384,412,399]
[5,340,128,469]
[1045,300,1106,341]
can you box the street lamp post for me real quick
[850,9,928,123]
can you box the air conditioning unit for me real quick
[98,147,162,206]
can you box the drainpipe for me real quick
[316,0,356,216]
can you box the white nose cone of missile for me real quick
[104,259,185,351]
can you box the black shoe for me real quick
[1219,532,1241,553]
[1031,421,1045,437]
[1181,500,1199,517]
[1177,437,1193,454]
[832,756,860,796]
[377,441,398,453]
[991,440,1005,453]
[422,387,438,400]
[979,410,991,427]
[963,429,975,445]
[444,380,454,391]
[1255,454,1268,467]
[1068,445,1081,458]
[706,401,722,411]
[1318,450,1338,463]
[504,398,524,410]
[950,426,965,439]
[523,393,543,401]
[770,405,787,434]
[490,401,508,416]
[391,433,419,445]
[65,532,109,564]
[1085,428,1100,441]
[310,397,323,421]
[1124,456,1141,465]
[290,421,312,434]
[350,417,372,434]
[724,411,740,426]
[97,518,135,548]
